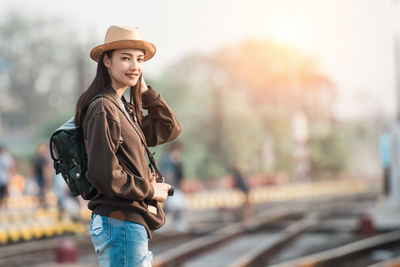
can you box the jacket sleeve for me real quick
[141,86,182,147]
[85,111,154,200]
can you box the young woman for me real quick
[74,25,182,267]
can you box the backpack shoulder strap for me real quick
[89,94,123,146]
[91,91,163,181]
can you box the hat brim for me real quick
[90,40,156,62]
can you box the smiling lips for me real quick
[126,73,139,79]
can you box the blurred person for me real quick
[74,25,181,266]
[161,142,186,232]
[32,143,53,207]
[8,159,25,197]
[8,173,25,197]
[0,145,15,207]
[161,142,184,186]
[230,164,252,224]
[379,127,391,198]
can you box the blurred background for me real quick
[0,0,400,266]
[1,0,398,182]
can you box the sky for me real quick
[1,0,400,120]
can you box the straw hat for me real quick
[90,25,156,62]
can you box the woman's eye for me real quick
[137,58,144,62]
[122,57,130,60]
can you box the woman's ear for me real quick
[103,54,111,68]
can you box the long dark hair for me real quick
[75,50,143,127]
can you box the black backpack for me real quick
[50,93,173,200]
[49,95,120,200]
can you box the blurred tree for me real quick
[210,41,336,179]
[153,40,338,180]
[309,129,348,180]
[0,11,92,132]
[0,11,346,181]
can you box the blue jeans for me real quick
[90,214,153,267]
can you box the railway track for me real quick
[270,230,400,267]
[152,193,377,267]
[0,179,371,246]
[0,191,388,267]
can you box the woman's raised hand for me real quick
[140,75,149,94]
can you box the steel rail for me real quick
[153,193,376,267]
[367,256,400,267]
[228,196,373,267]
[153,206,303,267]
[229,213,319,267]
[270,229,400,267]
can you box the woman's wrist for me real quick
[140,84,148,94]
[140,76,149,94]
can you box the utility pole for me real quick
[389,36,400,210]
[395,37,400,121]
[385,0,400,211]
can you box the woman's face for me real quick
[103,48,144,89]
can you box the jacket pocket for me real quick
[144,200,165,230]
[119,158,145,181]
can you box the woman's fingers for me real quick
[151,182,171,202]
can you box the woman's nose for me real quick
[130,60,139,70]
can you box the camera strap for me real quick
[111,91,163,182]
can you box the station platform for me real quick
[0,179,375,245]
[185,179,370,210]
